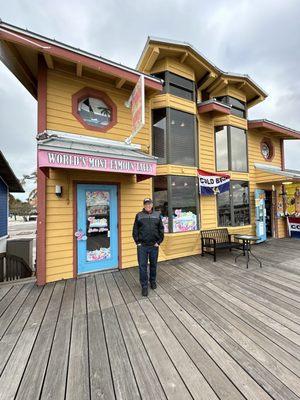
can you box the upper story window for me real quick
[215,126,248,172]
[215,96,246,118]
[153,71,195,101]
[152,108,197,166]
[78,97,111,128]
[72,87,117,132]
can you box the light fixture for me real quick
[180,122,185,127]
[171,120,175,125]
[55,185,63,197]
[282,181,293,185]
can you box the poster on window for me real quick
[198,169,230,195]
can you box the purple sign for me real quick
[38,150,156,175]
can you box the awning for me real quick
[254,163,300,184]
[37,131,157,179]
[0,151,24,192]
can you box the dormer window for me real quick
[153,71,195,101]
[215,96,246,118]
[72,87,117,132]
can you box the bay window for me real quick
[215,126,248,172]
[152,108,197,166]
[218,181,250,227]
[153,175,199,233]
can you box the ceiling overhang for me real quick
[248,120,300,140]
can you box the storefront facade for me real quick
[1,23,300,284]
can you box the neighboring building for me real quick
[0,151,24,253]
[0,22,299,285]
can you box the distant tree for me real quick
[9,193,32,220]
[20,171,37,204]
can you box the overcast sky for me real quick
[1,0,300,200]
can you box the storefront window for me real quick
[215,126,248,172]
[153,175,199,233]
[217,181,250,227]
[153,176,169,232]
[152,108,197,166]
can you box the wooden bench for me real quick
[201,228,244,262]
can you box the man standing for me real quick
[132,198,164,296]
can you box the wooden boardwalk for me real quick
[0,238,300,400]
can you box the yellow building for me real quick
[1,23,300,284]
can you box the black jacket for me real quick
[132,209,164,246]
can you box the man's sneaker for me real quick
[142,287,148,297]
[150,282,157,290]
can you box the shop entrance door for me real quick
[255,189,267,243]
[77,184,118,274]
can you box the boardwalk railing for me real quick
[0,253,33,282]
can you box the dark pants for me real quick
[137,245,159,288]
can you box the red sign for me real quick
[125,75,145,144]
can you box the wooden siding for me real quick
[210,84,247,103]
[151,93,196,114]
[45,168,152,282]
[47,69,151,153]
[151,57,195,81]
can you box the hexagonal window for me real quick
[78,97,111,128]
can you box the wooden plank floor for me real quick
[0,238,300,400]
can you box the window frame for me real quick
[217,180,251,227]
[72,87,117,132]
[153,175,200,233]
[152,107,198,167]
[215,125,249,173]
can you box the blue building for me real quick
[0,151,24,253]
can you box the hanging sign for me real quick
[198,169,230,195]
[124,75,145,144]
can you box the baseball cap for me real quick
[143,198,153,204]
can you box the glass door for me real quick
[255,189,267,242]
[76,184,118,274]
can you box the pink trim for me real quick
[248,120,300,139]
[36,55,47,286]
[0,28,162,91]
[38,149,157,176]
[198,102,231,115]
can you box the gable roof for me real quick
[0,151,24,192]
[248,119,300,140]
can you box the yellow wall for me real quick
[47,69,151,153]
[44,54,288,283]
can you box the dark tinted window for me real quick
[169,109,196,166]
[153,71,195,101]
[216,95,246,118]
[152,109,167,163]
